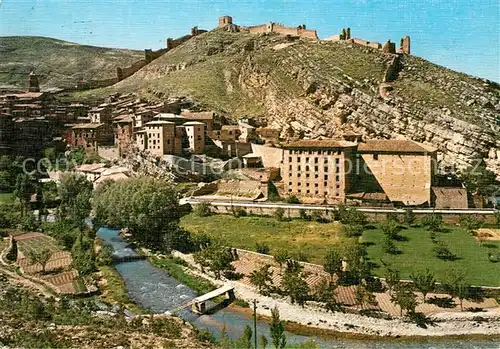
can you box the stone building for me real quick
[72,123,113,152]
[356,140,437,206]
[180,110,215,130]
[183,121,205,154]
[281,139,357,203]
[113,115,134,156]
[144,120,176,157]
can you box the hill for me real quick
[0,36,143,90]
[73,28,500,176]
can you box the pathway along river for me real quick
[98,227,497,348]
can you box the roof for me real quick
[242,153,261,158]
[75,163,107,173]
[95,172,129,184]
[358,140,437,154]
[180,110,215,120]
[282,139,357,149]
[145,120,175,126]
[183,121,205,126]
[432,187,467,197]
[72,123,103,129]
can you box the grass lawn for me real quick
[0,193,14,205]
[180,213,345,264]
[361,225,500,287]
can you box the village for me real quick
[0,14,500,348]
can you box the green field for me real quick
[361,225,500,287]
[0,193,14,205]
[180,213,500,286]
[180,213,345,264]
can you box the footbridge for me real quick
[168,284,235,315]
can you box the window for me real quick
[324,166,328,172]
[314,166,318,172]
[297,165,301,171]
[336,184,340,189]
[289,173,292,178]
[306,174,310,178]
[306,190,310,194]
[324,191,328,196]
[297,173,301,177]
[336,166,340,173]
[327,150,332,155]
[315,174,319,178]
[314,158,318,163]
[324,181,328,187]
[305,166,310,171]
[324,158,328,163]
[298,189,301,193]
[337,150,341,155]
[373,154,379,160]
[335,158,340,164]
[314,183,318,188]
[305,157,309,162]
[297,157,301,162]
[289,182,292,185]
[288,189,292,192]
[324,175,328,180]
[336,175,340,182]
[289,157,292,162]
[298,182,301,186]
[306,183,310,187]
[315,191,319,194]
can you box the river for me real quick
[97,227,499,348]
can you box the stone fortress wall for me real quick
[78,26,207,90]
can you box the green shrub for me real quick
[299,209,311,221]
[194,201,212,217]
[274,207,285,221]
[256,242,270,255]
[232,207,247,218]
[284,195,300,204]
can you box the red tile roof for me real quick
[357,139,437,154]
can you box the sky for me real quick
[0,0,499,82]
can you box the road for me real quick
[183,197,498,215]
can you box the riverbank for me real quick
[170,250,500,340]
[97,265,144,314]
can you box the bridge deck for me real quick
[193,285,234,303]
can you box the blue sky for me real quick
[1,0,499,81]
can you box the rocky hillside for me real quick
[0,36,143,90]
[86,29,500,177]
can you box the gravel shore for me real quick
[173,251,500,338]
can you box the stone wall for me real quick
[246,22,318,40]
[250,143,283,168]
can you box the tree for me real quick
[234,325,253,349]
[339,208,367,226]
[460,160,498,197]
[313,279,343,313]
[443,269,470,311]
[58,173,93,227]
[343,224,364,237]
[269,307,286,349]
[459,215,483,236]
[381,220,399,240]
[98,244,114,266]
[409,269,435,303]
[404,209,416,226]
[391,285,418,317]
[422,214,443,232]
[249,264,273,294]
[5,238,18,262]
[273,250,289,275]
[193,240,234,280]
[259,335,268,349]
[354,285,377,308]
[382,235,398,254]
[434,241,457,261]
[341,240,370,284]
[71,230,96,275]
[323,248,342,282]
[282,263,309,306]
[384,268,400,295]
[27,248,52,273]
[14,174,36,217]
[93,177,182,249]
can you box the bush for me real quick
[299,209,311,221]
[255,242,270,255]
[404,209,416,225]
[274,207,285,221]
[365,277,384,292]
[232,207,247,218]
[343,224,364,237]
[5,238,18,262]
[284,195,300,204]
[434,241,457,261]
[386,213,400,224]
[422,214,443,232]
[194,201,212,217]
[382,236,399,254]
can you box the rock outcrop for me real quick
[111,29,500,178]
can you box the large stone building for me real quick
[281,140,357,203]
[356,140,437,206]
